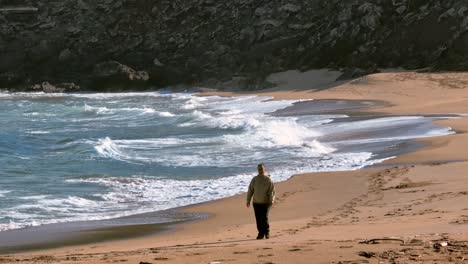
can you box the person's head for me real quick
[257,163,266,176]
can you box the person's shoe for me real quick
[265,233,270,239]
[256,234,264,240]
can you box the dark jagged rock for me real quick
[56,82,80,92]
[30,81,64,93]
[0,0,468,91]
[42,81,65,93]
[91,61,149,90]
[29,81,79,93]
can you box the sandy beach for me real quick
[2,71,468,263]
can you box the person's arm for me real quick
[246,178,254,208]
[268,179,276,204]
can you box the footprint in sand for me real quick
[233,251,250,254]
[339,246,353,249]
[186,252,205,256]
[450,215,468,224]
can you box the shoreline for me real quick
[0,209,204,254]
[0,97,418,253]
[0,97,453,254]
[3,71,468,263]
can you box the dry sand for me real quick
[2,71,468,263]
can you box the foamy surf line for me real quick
[0,92,457,236]
[0,153,388,234]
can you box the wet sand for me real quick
[0,210,201,254]
[2,71,468,263]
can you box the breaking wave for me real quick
[0,91,456,232]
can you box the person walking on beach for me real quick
[246,163,276,239]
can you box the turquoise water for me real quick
[0,91,454,231]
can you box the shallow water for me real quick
[0,91,454,231]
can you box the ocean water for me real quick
[0,91,455,232]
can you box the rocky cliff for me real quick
[1,0,468,91]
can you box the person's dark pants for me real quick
[253,203,272,237]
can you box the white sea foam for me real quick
[5,151,384,231]
[70,91,183,99]
[88,95,355,166]
[22,112,57,118]
[190,110,212,120]
[182,110,262,130]
[83,104,164,116]
[201,95,298,115]
[89,95,455,168]
[84,104,111,114]
[27,130,51,134]
[94,137,129,161]
[0,92,456,232]
[19,195,50,200]
[0,191,11,198]
[181,96,208,110]
[141,107,155,114]
[156,111,175,117]
[179,109,328,150]
[0,92,66,99]
[22,112,40,117]
[92,123,331,166]
[0,221,37,232]
[255,119,322,147]
[60,152,384,223]
[120,107,158,114]
[303,140,336,153]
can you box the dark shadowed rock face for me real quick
[91,61,149,90]
[0,0,467,91]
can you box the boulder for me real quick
[31,84,42,91]
[56,82,80,91]
[135,71,149,82]
[92,61,149,90]
[42,82,65,93]
[30,82,65,93]
[93,61,145,80]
